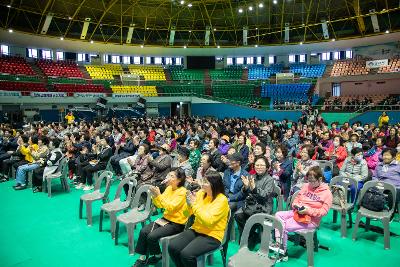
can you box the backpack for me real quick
[361,187,388,212]
[331,184,346,211]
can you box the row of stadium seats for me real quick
[331,60,369,76]
[378,58,400,73]
[0,56,36,76]
[111,85,158,97]
[48,77,87,85]
[261,83,311,102]
[159,84,205,95]
[169,66,204,81]
[212,84,255,98]
[290,64,326,78]
[128,65,166,81]
[0,81,47,92]
[0,74,40,82]
[248,64,283,80]
[53,84,105,93]
[209,69,243,80]
[37,59,84,78]
[85,65,123,80]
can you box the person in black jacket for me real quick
[109,131,137,176]
[0,130,19,182]
[80,135,113,191]
[208,138,225,172]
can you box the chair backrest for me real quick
[317,160,333,172]
[239,213,284,255]
[114,177,137,202]
[272,184,284,213]
[357,180,397,214]
[131,184,152,212]
[329,175,358,206]
[94,170,113,195]
[220,209,231,246]
[58,157,69,179]
[286,190,300,210]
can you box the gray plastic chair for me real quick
[352,180,397,249]
[287,190,318,267]
[316,160,333,173]
[329,176,358,237]
[115,184,153,255]
[94,158,114,183]
[79,170,113,226]
[228,213,284,267]
[44,157,70,198]
[196,210,231,267]
[273,183,284,214]
[99,177,137,239]
[160,215,195,267]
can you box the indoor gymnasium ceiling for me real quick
[0,0,399,47]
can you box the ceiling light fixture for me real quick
[300,42,303,45]
[213,28,216,31]
[188,3,192,7]
[180,0,184,4]
[385,30,390,33]
[90,40,94,44]
[258,3,263,8]
[140,45,144,48]
[238,8,243,13]
[8,29,13,33]
[273,0,278,4]
[68,16,72,20]
[7,5,11,8]
[248,6,253,11]
[255,44,258,47]
[184,45,187,49]
[60,37,64,40]
[331,38,336,42]
[217,45,220,48]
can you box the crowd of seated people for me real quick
[376,95,400,110]
[323,96,374,111]
[249,100,261,109]
[273,100,310,110]
[0,112,399,266]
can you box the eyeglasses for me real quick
[255,164,266,167]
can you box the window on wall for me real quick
[42,50,52,59]
[28,48,38,58]
[346,50,353,59]
[333,52,340,60]
[123,56,130,64]
[77,53,86,62]
[133,56,141,64]
[299,54,306,63]
[103,54,108,63]
[236,57,244,65]
[321,52,330,61]
[268,56,275,64]
[111,55,120,63]
[175,57,182,65]
[146,57,151,64]
[332,83,341,97]
[257,56,262,64]
[165,57,172,65]
[246,57,254,64]
[1,45,9,55]
[288,54,295,63]
[154,57,162,65]
[56,51,64,60]
[227,57,233,65]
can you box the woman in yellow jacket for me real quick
[12,135,39,189]
[378,111,389,128]
[168,170,229,267]
[133,168,190,267]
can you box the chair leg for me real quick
[127,224,135,255]
[347,210,353,228]
[332,210,338,224]
[79,199,83,219]
[221,249,227,267]
[305,232,315,267]
[110,212,117,239]
[340,211,347,238]
[197,256,205,267]
[115,221,119,245]
[352,212,362,241]
[86,201,93,226]
[47,178,52,197]
[64,178,70,192]
[99,210,104,232]
[161,239,170,267]
[365,218,371,232]
[207,253,214,265]
[382,218,391,250]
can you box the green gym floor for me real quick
[0,179,399,267]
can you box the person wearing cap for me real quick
[222,152,249,211]
[345,132,362,153]
[218,135,231,156]
[177,147,194,178]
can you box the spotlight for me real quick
[68,16,72,20]
[7,5,11,8]
[90,40,94,44]
[188,3,192,7]
[180,0,184,4]
[60,37,64,40]
[273,0,278,4]
[385,30,390,33]
[238,8,243,13]
[217,45,220,48]
[258,3,263,8]
[8,29,13,33]
[331,38,335,42]
[255,44,258,47]
[140,45,144,48]
[214,28,216,31]
[248,6,253,11]
[189,30,192,32]
[299,42,303,45]
[184,45,187,49]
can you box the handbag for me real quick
[293,210,312,224]
[331,184,346,211]
[243,194,264,217]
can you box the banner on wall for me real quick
[366,59,388,68]
[112,94,141,99]
[74,93,106,98]
[30,92,67,97]
[0,91,21,97]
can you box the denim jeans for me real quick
[16,163,40,185]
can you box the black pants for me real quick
[0,152,11,173]
[32,166,45,187]
[81,163,106,185]
[2,159,28,177]
[169,229,220,267]
[76,159,89,180]
[110,152,129,175]
[135,221,184,256]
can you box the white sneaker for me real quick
[83,185,94,191]
[75,183,84,189]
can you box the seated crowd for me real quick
[0,114,399,266]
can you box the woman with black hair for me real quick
[272,144,293,200]
[168,171,229,267]
[133,168,190,267]
[291,144,319,194]
[386,127,399,148]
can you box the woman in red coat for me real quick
[325,136,348,169]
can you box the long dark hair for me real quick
[170,167,186,188]
[204,170,225,200]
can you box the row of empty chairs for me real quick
[85,64,123,80]
[37,59,84,78]
[248,64,283,80]
[212,83,255,98]
[111,85,158,96]
[128,65,166,81]
[159,84,205,95]
[53,84,106,93]
[0,55,36,75]
[0,74,40,82]
[261,83,311,102]
[169,66,204,81]
[378,57,400,73]
[290,64,326,78]
[209,68,243,80]
[331,59,369,76]
[0,81,47,92]
[48,77,87,85]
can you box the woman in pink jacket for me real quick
[274,166,332,258]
